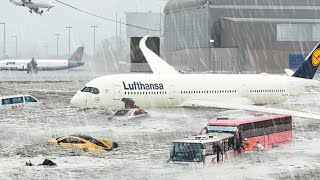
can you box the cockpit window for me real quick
[81,86,91,92]
[81,86,100,94]
[90,87,100,94]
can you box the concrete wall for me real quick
[219,18,318,72]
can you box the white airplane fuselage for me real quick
[0,59,83,71]
[10,0,55,9]
[71,73,317,109]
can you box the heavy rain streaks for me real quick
[0,72,319,179]
[2,0,320,179]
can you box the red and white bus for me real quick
[200,115,293,151]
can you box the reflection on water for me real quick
[0,71,320,179]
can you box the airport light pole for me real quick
[159,5,162,37]
[66,26,72,57]
[209,39,215,72]
[0,22,5,58]
[90,25,98,55]
[54,34,60,57]
[11,35,17,58]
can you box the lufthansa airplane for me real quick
[71,36,320,119]
[10,0,55,15]
[0,47,85,71]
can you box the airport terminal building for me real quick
[163,0,320,73]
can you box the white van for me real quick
[0,95,40,110]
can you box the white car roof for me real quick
[0,94,35,99]
[172,132,234,144]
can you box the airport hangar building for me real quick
[163,0,320,73]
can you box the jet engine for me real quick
[35,9,44,15]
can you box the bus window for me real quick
[227,137,235,150]
[206,126,237,133]
[240,123,253,137]
[11,97,24,104]
[25,96,37,103]
[171,143,202,162]
[284,119,292,131]
[204,143,215,156]
[263,120,273,134]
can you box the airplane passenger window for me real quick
[25,96,37,103]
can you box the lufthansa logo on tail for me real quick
[312,48,320,66]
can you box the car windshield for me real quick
[24,96,37,102]
[58,137,85,144]
[114,109,130,116]
[75,135,107,148]
[171,143,203,162]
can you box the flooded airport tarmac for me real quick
[1,71,320,180]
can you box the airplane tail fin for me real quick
[68,47,84,61]
[292,43,320,79]
[139,35,179,74]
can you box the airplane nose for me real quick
[70,93,87,108]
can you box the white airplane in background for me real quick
[0,47,85,71]
[71,36,320,119]
[10,0,55,15]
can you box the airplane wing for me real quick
[139,35,179,75]
[180,99,320,120]
[284,69,295,76]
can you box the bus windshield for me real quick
[171,143,202,162]
[207,126,237,133]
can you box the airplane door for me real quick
[169,85,175,99]
[113,85,121,100]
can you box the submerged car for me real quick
[0,94,40,110]
[48,135,119,153]
[109,108,150,120]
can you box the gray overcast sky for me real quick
[0,0,167,57]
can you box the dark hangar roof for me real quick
[164,0,320,13]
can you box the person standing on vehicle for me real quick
[202,144,206,167]
[215,143,222,163]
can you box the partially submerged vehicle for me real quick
[109,108,150,120]
[168,133,235,166]
[200,114,293,151]
[0,94,40,110]
[48,135,119,153]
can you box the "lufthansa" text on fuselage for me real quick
[123,81,164,90]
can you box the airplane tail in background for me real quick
[68,47,84,61]
[292,43,320,79]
